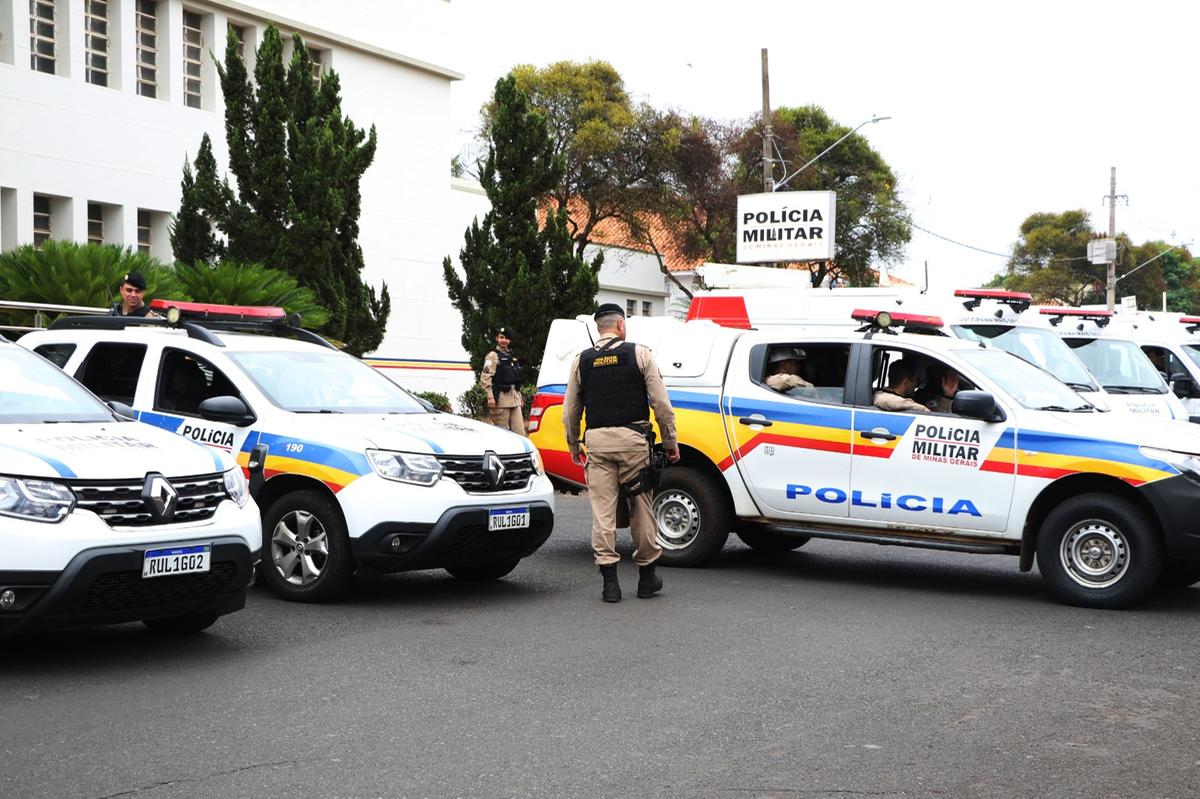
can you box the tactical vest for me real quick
[579,339,648,429]
[494,350,520,389]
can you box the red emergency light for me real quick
[686,295,752,329]
[150,299,288,321]
[954,288,1033,312]
[1180,315,1200,333]
[1039,307,1112,327]
[850,308,945,329]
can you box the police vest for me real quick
[494,350,520,388]
[579,340,648,429]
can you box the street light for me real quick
[772,115,891,191]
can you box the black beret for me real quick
[496,326,514,339]
[122,272,147,290]
[594,303,625,321]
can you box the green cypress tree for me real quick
[443,75,601,375]
[170,135,225,266]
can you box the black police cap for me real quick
[496,326,514,339]
[594,303,625,321]
[122,272,147,290]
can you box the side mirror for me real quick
[198,395,256,427]
[1170,374,1196,399]
[951,390,1006,422]
[108,400,136,420]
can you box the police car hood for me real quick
[315,412,533,456]
[0,421,231,480]
[1039,413,1200,454]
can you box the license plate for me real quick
[142,545,211,578]
[488,507,530,531]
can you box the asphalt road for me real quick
[4,493,1200,799]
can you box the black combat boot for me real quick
[599,564,621,603]
[637,563,663,598]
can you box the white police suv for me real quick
[0,334,261,636]
[21,302,555,603]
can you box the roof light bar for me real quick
[850,308,945,328]
[1039,307,1112,328]
[149,300,287,321]
[954,288,1033,313]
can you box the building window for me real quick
[626,299,636,317]
[29,0,56,74]
[229,22,245,61]
[182,9,202,108]
[84,0,109,86]
[137,209,151,254]
[307,46,323,84]
[87,203,103,244]
[642,301,652,317]
[33,194,51,248]
[135,0,157,98]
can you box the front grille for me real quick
[436,453,536,493]
[442,521,549,561]
[82,563,237,614]
[69,473,227,527]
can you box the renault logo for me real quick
[483,451,506,488]
[141,473,179,521]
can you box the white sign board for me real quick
[736,191,836,264]
[1088,238,1117,264]
[1120,295,1138,312]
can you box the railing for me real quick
[0,300,108,333]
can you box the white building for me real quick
[1,0,480,395]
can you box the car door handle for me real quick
[860,430,896,440]
[739,416,773,427]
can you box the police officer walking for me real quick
[563,303,680,602]
[481,326,525,435]
[108,272,157,317]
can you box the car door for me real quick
[848,343,1015,534]
[723,337,855,520]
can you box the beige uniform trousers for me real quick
[489,404,525,435]
[586,445,659,567]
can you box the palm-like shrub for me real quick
[0,242,185,308]
[172,260,330,327]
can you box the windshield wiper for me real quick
[1063,381,1097,391]
[1036,404,1094,412]
[294,409,343,414]
[1099,381,1156,391]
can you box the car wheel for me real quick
[736,524,810,553]
[1158,559,1200,589]
[262,489,354,602]
[653,467,731,567]
[1036,494,1163,609]
[445,559,521,581]
[143,611,219,634]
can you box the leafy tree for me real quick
[172,260,330,327]
[1159,250,1200,312]
[184,23,388,355]
[0,242,185,313]
[1004,210,1106,305]
[171,134,227,266]
[445,74,601,374]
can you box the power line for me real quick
[909,221,1092,264]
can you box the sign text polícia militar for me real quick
[736,191,836,263]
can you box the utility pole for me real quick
[1103,166,1127,311]
[761,48,772,192]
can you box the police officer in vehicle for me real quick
[481,326,525,435]
[563,303,680,603]
[108,272,157,317]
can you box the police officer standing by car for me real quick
[563,303,680,603]
[108,272,157,317]
[481,326,525,435]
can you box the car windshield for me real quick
[228,350,428,413]
[956,348,1093,411]
[951,324,1099,391]
[1064,337,1167,393]
[1,345,115,423]
[1182,344,1200,371]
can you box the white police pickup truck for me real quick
[21,301,554,602]
[530,313,1200,608]
[0,334,261,636]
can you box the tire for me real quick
[261,489,354,603]
[143,611,219,634]
[1158,559,1200,589]
[652,467,731,567]
[1035,494,1163,609]
[445,559,521,581]
[736,525,810,553]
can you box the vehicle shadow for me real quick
[0,622,249,675]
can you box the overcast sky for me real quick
[448,0,1197,294]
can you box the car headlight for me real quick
[223,467,250,507]
[0,477,75,523]
[530,448,545,475]
[1141,447,1200,484]
[366,450,444,486]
